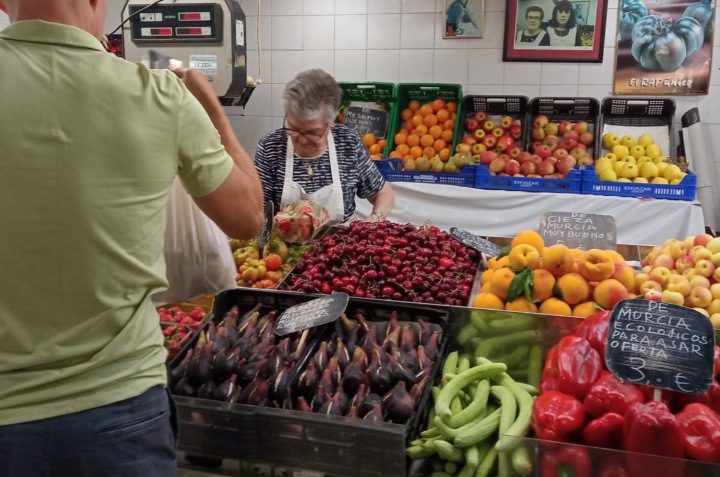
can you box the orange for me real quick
[394,132,408,146]
[410,146,423,158]
[407,134,420,147]
[396,144,410,156]
[389,151,402,159]
[423,114,439,128]
[420,134,435,148]
[401,108,413,121]
[423,146,436,158]
[437,109,450,123]
[414,124,429,136]
[419,104,434,117]
[451,113,457,121]
[472,292,504,310]
[439,148,450,162]
[433,139,446,152]
[441,130,454,143]
[368,144,382,155]
[432,99,447,112]
[447,101,457,113]
[403,155,414,162]
[429,125,443,139]
[443,119,455,130]
[370,154,381,160]
[377,139,387,149]
[409,100,421,112]
[404,120,414,131]
[411,115,424,128]
[539,298,572,316]
[511,230,545,253]
[362,133,377,148]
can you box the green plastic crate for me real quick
[337,82,397,157]
[386,83,464,160]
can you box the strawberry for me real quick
[162,326,175,337]
[170,306,182,315]
[180,316,195,326]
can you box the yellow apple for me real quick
[611,144,630,159]
[620,163,639,179]
[602,133,620,150]
[639,162,659,179]
[629,145,646,159]
[599,169,618,181]
[645,144,662,158]
[710,313,720,329]
[652,177,669,184]
[620,135,636,148]
[633,177,648,183]
[638,134,654,148]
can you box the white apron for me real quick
[280,132,345,227]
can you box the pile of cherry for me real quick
[286,222,480,306]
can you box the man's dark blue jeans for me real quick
[0,386,178,476]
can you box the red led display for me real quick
[179,12,202,21]
[176,27,204,35]
[150,28,172,36]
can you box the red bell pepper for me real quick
[574,310,611,362]
[623,401,685,476]
[672,380,720,415]
[541,345,560,394]
[583,371,645,417]
[676,403,720,463]
[539,445,591,477]
[532,391,586,442]
[597,460,631,477]
[555,336,602,400]
[582,412,624,449]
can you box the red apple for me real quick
[552,148,569,159]
[463,136,477,146]
[544,123,559,137]
[509,124,523,140]
[471,143,487,155]
[537,159,555,176]
[517,151,533,163]
[563,130,579,141]
[504,159,521,175]
[500,116,514,129]
[498,153,511,162]
[534,115,549,128]
[559,137,578,151]
[558,120,573,135]
[474,111,488,122]
[544,156,558,165]
[577,155,594,166]
[527,174,542,178]
[535,145,552,160]
[492,127,505,138]
[556,156,577,175]
[532,140,543,151]
[573,121,589,134]
[496,136,515,151]
[479,150,497,165]
[531,127,546,141]
[489,157,507,174]
[579,131,594,147]
[543,136,559,150]
[508,146,522,159]
[482,136,497,149]
[569,147,587,160]
[575,143,588,150]
[520,161,536,176]
[473,129,486,140]
[482,120,496,133]
[456,143,471,154]
[466,119,480,132]
[531,154,543,167]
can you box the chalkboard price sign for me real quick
[257,201,275,250]
[540,212,617,250]
[450,228,502,257]
[343,107,389,139]
[275,293,350,336]
[606,299,715,395]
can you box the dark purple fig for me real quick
[169,348,193,384]
[360,323,380,353]
[318,392,344,416]
[238,305,262,333]
[370,365,393,396]
[334,338,351,370]
[223,320,239,348]
[338,392,351,415]
[236,328,259,360]
[327,356,342,387]
[265,347,283,376]
[417,345,432,373]
[383,327,400,356]
[311,386,331,412]
[400,348,419,375]
[277,337,291,362]
[319,368,335,395]
[415,368,429,383]
[213,375,238,401]
[417,319,432,346]
[237,359,268,386]
[383,381,414,424]
[268,363,294,404]
[410,375,430,405]
[295,361,318,400]
[400,325,417,354]
[356,313,370,333]
[186,342,213,386]
[347,405,359,419]
[296,396,312,412]
[172,377,196,397]
[292,329,310,360]
[425,332,439,363]
[212,349,230,380]
[313,342,329,370]
[388,353,417,388]
[227,385,243,404]
[197,378,217,400]
[257,311,276,341]
[349,383,367,410]
[327,333,338,357]
[363,404,384,422]
[207,321,217,342]
[239,377,268,405]
[340,314,359,353]
[211,328,230,355]
[341,347,368,395]
[223,305,240,330]
[358,393,383,418]
[384,311,399,340]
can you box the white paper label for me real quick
[189,55,217,76]
[235,20,245,46]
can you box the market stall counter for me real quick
[354,182,705,246]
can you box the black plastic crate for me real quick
[525,97,600,158]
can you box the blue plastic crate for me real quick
[581,167,696,201]
[473,165,581,194]
[375,158,476,188]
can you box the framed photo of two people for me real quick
[503,0,608,62]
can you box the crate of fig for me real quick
[167,288,450,477]
[284,221,481,306]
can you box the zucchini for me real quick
[434,363,506,419]
[453,408,502,448]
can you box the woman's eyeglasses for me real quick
[282,119,329,142]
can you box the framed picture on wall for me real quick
[443,0,485,39]
[503,0,608,62]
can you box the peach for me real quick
[511,230,545,253]
[542,244,575,276]
[612,264,638,294]
[714,267,720,284]
[707,237,720,254]
[675,255,695,272]
[661,290,685,306]
[594,279,629,310]
[648,267,672,287]
[472,293,505,310]
[666,275,691,297]
[669,241,691,260]
[693,307,710,318]
[572,302,597,317]
[711,283,720,300]
[642,265,653,274]
[578,249,615,282]
[509,244,541,270]
[556,273,590,306]
[480,269,495,285]
[481,282,492,293]
[640,280,662,294]
[711,313,720,329]
[532,268,556,301]
[653,253,676,269]
[695,259,716,278]
[605,250,626,264]
[539,298,572,316]
[490,268,516,300]
[689,275,711,290]
[694,233,714,247]
[684,236,697,247]
[707,299,720,316]
[644,290,663,301]
[711,252,720,268]
[687,286,713,308]
[691,246,713,264]
[682,268,698,279]
[505,296,538,313]
[634,273,650,289]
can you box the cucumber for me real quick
[434,440,464,463]
[443,351,459,376]
[474,447,498,477]
[490,345,530,369]
[446,380,490,428]
[465,444,480,469]
[434,363,506,419]
[450,396,463,415]
[527,345,543,389]
[457,324,479,346]
[444,462,458,474]
[406,444,435,459]
[458,463,478,477]
[511,445,533,476]
[516,382,538,395]
[457,356,471,374]
[490,385,517,438]
[475,330,542,359]
[421,427,440,438]
[486,314,539,335]
[453,408,502,448]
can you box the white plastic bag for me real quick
[153,178,237,306]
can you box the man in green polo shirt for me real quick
[0,0,263,474]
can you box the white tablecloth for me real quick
[355,182,706,246]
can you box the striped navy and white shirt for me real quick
[254,124,386,222]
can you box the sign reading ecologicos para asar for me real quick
[614,0,715,95]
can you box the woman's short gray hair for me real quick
[283,69,342,124]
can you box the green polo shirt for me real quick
[0,21,233,425]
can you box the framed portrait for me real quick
[503,0,608,62]
[443,0,485,39]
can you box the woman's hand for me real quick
[367,212,386,222]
